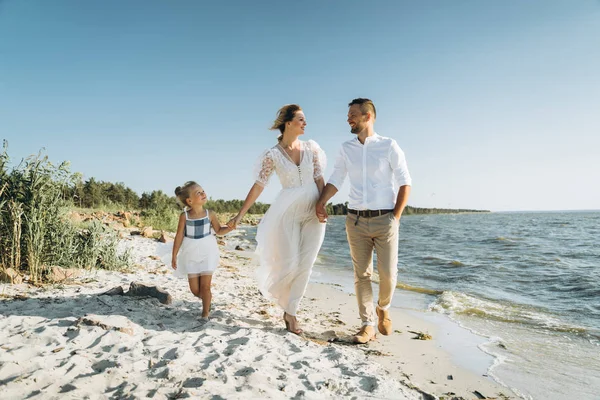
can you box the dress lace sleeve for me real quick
[254,149,275,187]
[307,140,326,180]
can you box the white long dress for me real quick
[254,140,327,316]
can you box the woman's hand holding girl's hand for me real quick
[227,214,243,230]
[226,218,236,230]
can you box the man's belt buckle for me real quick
[352,209,391,218]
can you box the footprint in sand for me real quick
[234,366,255,377]
[97,359,119,372]
[359,376,379,392]
[161,347,178,360]
[201,352,220,369]
[223,337,249,356]
[182,377,206,388]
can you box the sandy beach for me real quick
[0,233,517,399]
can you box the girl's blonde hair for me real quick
[174,181,198,209]
[270,104,302,141]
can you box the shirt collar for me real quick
[356,132,380,144]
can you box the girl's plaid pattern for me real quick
[184,211,211,239]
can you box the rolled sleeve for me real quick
[390,141,412,187]
[327,147,348,190]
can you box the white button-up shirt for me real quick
[327,133,412,210]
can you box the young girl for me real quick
[170,181,233,319]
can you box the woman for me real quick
[228,104,327,334]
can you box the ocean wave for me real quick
[395,282,443,295]
[482,236,523,243]
[423,256,443,261]
[478,237,526,250]
[429,291,592,336]
[370,272,442,295]
[422,256,469,268]
[448,260,465,267]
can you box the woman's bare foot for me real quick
[283,312,303,335]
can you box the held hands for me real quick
[315,202,328,223]
[227,213,243,230]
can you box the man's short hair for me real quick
[348,98,376,119]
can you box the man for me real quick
[316,98,412,344]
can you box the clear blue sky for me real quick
[1,0,599,211]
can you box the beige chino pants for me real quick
[345,212,399,325]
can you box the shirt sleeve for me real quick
[307,140,327,180]
[254,149,275,187]
[389,140,412,187]
[327,146,348,190]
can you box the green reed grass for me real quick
[0,141,130,283]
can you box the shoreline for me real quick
[308,265,517,398]
[302,281,516,399]
[0,235,517,399]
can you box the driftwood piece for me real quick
[408,330,432,340]
[101,286,124,296]
[126,281,172,305]
[76,316,134,335]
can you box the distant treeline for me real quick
[403,206,489,215]
[64,179,270,214]
[325,203,488,216]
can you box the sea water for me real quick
[236,211,600,400]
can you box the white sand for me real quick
[0,234,517,399]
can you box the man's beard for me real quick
[350,124,362,134]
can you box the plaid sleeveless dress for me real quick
[173,210,220,278]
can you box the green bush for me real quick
[140,207,180,232]
[139,189,180,232]
[0,141,130,283]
